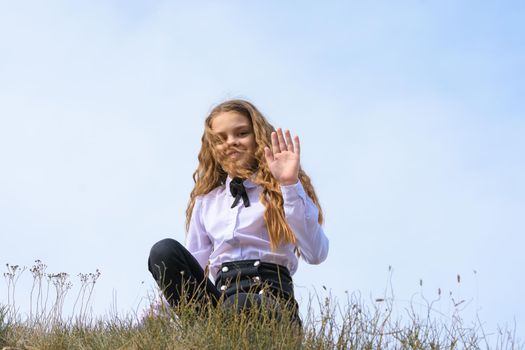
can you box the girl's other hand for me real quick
[264,128,300,186]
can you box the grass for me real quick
[1,261,522,350]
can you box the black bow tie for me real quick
[230,177,250,208]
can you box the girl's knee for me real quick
[149,238,183,262]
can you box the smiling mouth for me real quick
[227,151,242,158]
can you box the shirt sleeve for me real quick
[281,180,329,264]
[185,196,213,271]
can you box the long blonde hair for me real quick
[186,99,323,250]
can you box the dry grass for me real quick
[1,261,522,350]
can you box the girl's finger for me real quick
[271,131,281,154]
[285,129,294,153]
[264,146,274,163]
[294,135,301,156]
[277,128,288,151]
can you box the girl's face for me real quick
[210,111,257,175]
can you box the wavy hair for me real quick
[185,99,323,251]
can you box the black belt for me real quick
[215,259,295,300]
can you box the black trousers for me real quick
[147,238,300,321]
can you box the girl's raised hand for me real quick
[264,128,300,186]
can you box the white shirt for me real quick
[186,176,329,280]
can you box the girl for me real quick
[148,99,328,321]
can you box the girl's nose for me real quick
[226,136,239,146]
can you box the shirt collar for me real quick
[225,174,258,190]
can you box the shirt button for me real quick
[253,261,260,267]
[222,266,229,273]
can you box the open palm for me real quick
[264,128,300,186]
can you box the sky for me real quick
[1,0,524,342]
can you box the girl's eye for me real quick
[212,134,226,144]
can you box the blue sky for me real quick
[1,0,524,340]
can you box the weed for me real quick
[1,261,522,349]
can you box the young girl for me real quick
[148,99,328,320]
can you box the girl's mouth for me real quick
[227,151,242,159]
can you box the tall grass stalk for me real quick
[1,261,522,349]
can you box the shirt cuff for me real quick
[280,180,307,203]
